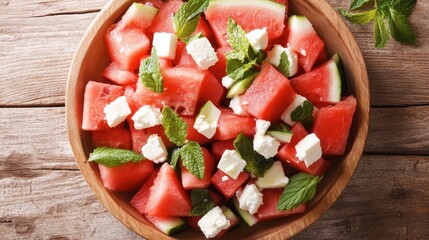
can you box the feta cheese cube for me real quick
[238,184,263,215]
[131,105,162,130]
[255,119,271,135]
[152,32,177,59]
[280,95,308,126]
[295,133,322,167]
[198,206,230,239]
[193,102,221,139]
[229,96,249,116]
[253,134,281,159]
[245,28,268,51]
[103,96,131,128]
[266,44,299,77]
[141,134,168,163]
[221,76,235,89]
[255,161,289,189]
[186,37,219,69]
[217,150,247,179]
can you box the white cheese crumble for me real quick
[255,161,289,189]
[280,95,308,126]
[245,28,268,51]
[103,96,131,128]
[221,76,235,89]
[152,32,177,59]
[253,120,281,159]
[131,105,162,130]
[266,44,299,77]
[238,184,263,215]
[229,95,249,116]
[141,134,168,163]
[217,150,247,179]
[198,206,230,239]
[295,133,322,167]
[186,37,219,69]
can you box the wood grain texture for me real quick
[1,0,428,106]
[1,155,428,239]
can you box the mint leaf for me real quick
[139,48,163,93]
[291,100,314,123]
[277,173,322,211]
[268,122,292,133]
[162,106,188,146]
[227,17,250,61]
[180,141,205,179]
[173,0,209,41]
[169,148,181,169]
[233,133,273,177]
[226,58,257,81]
[339,8,377,24]
[190,189,214,216]
[389,0,416,16]
[88,147,144,167]
[350,0,371,10]
[374,14,389,48]
[277,51,291,77]
[184,32,203,45]
[387,8,416,44]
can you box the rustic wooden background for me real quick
[1,0,428,239]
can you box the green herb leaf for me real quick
[190,189,214,216]
[139,48,163,93]
[233,133,273,177]
[277,51,291,77]
[227,17,250,60]
[387,8,416,44]
[339,8,377,24]
[350,0,371,10]
[291,100,314,123]
[88,147,144,167]
[389,0,416,16]
[173,0,209,41]
[374,14,389,48]
[184,32,204,45]
[170,148,181,169]
[180,141,205,180]
[277,173,322,211]
[162,106,188,146]
[226,58,257,81]
[268,122,292,133]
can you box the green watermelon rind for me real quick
[152,216,188,235]
[207,0,285,14]
[288,15,314,35]
[327,54,343,103]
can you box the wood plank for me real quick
[0,0,428,106]
[1,155,428,239]
[1,105,428,173]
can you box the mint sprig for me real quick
[190,189,214,216]
[277,51,291,77]
[226,18,265,82]
[339,0,416,48]
[277,173,322,211]
[162,106,188,146]
[88,147,145,167]
[139,48,163,93]
[180,141,205,180]
[169,147,181,169]
[173,0,209,41]
[233,133,273,177]
[291,100,314,123]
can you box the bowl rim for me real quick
[66,0,370,239]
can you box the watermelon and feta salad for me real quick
[82,0,357,238]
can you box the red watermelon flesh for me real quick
[82,81,124,131]
[257,189,307,221]
[287,15,324,72]
[105,24,150,71]
[117,2,158,30]
[205,0,286,46]
[131,66,207,116]
[241,63,296,122]
[128,122,173,154]
[209,46,232,80]
[211,139,235,161]
[181,148,216,190]
[313,95,357,155]
[290,57,342,104]
[145,163,191,217]
[277,123,330,176]
[212,109,256,141]
[98,160,154,192]
[92,124,131,150]
[182,117,210,145]
[198,71,225,107]
[102,62,138,86]
[131,169,160,215]
[174,41,198,68]
[211,170,249,199]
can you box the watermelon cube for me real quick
[182,117,211,145]
[174,41,198,68]
[313,95,357,155]
[212,109,256,141]
[98,160,154,192]
[211,170,249,199]
[277,123,330,176]
[129,122,173,154]
[209,46,232,80]
[82,81,124,131]
[211,139,235,161]
[257,189,307,221]
[198,71,226,107]
[145,163,192,217]
[241,63,296,122]
[91,124,131,150]
[181,148,216,190]
[102,62,138,86]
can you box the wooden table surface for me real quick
[1,0,428,239]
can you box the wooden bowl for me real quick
[66,0,370,239]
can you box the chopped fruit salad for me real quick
[82,0,357,238]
